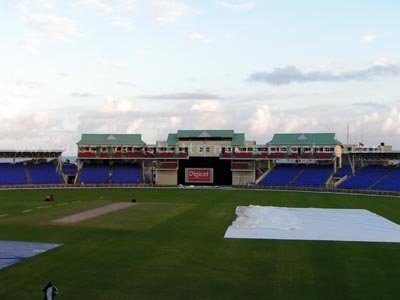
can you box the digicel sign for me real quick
[185,168,213,183]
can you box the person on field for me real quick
[43,282,58,300]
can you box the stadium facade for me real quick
[0,130,399,194]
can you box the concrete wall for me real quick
[178,141,231,157]
[156,170,177,186]
[232,170,255,186]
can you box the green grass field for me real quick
[1,188,400,299]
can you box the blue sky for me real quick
[1,0,400,154]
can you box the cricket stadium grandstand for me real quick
[2,131,400,300]
[0,130,399,195]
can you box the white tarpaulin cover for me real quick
[224,205,400,243]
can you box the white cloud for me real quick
[189,33,210,42]
[126,119,143,133]
[0,98,26,118]
[80,0,114,15]
[373,57,393,66]
[248,64,400,85]
[71,92,97,98]
[0,108,59,140]
[10,79,43,89]
[249,104,273,137]
[18,39,39,55]
[245,102,400,147]
[149,0,190,24]
[59,72,71,78]
[118,0,136,11]
[382,107,400,135]
[220,1,254,11]
[80,0,137,14]
[39,0,56,10]
[361,34,377,43]
[169,116,182,127]
[191,100,223,112]
[32,112,54,129]
[103,97,135,113]
[87,60,127,70]
[116,80,136,87]
[18,0,56,13]
[141,92,221,100]
[137,49,148,56]
[247,104,334,142]
[1,95,400,154]
[23,13,82,41]
[111,17,135,31]
[190,113,228,128]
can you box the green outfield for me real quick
[1,188,400,299]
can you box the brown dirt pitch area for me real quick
[50,202,136,224]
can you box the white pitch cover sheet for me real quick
[224,206,400,243]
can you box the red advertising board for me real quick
[185,168,213,183]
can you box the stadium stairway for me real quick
[289,167,305,185]
[256,167,267,181]
[370,171,393,189]
[26,163,64,184]
[370,168,400,191]
[291,165,332,187]
[255,166,274,185]
[258,165,302,186]
[339,166,391,190]
[24,165,32,184]
[74,169,81,185]
[334,165,353,177]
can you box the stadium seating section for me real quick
[79,164,110,184]
[259,164,333,187]
[0,163,28,185]
[111,164,142,184]
[62,163,78,175]
[79,163,142,184]
[27,163,63,184]
[292,165,332,187]
[259,165,301,186]
[372,168,400,191]
[339,166,390,190]
[0,163,63,185]
[334,165,353,177]
[0,159,398,191]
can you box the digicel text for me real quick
[188,170,210,179]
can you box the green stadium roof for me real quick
[77,134,145,145]
[166,130,245,146]
[266,133,341,146]
[177,130,235,138]
[167,133,178,146]
[231,133,245,145]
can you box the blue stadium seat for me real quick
[334,165,353,177]
[259,165,302,186]
[0,163,28,185]
[112,164,142,184]
[79,164,110,184]
[292,165,332,187]
[62,163,77,175]
[27,163,63,184]
[339,166,390,189]
[372,168,400,191]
